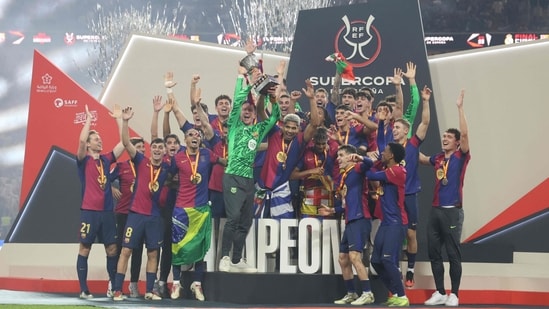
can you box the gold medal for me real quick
[97,175,107,190]
[376,186,384,196]
[190,173,202,185]
[441,178,448,186]
[436,168,445,180]
[149,181,159,192]
[276,151,287,163]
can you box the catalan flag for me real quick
[171,205,211,265]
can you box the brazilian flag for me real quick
[171,205,212,265]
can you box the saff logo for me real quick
[334,15,381,68]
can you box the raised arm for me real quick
[415,86,432,141]
[77,105,93,161]
[274,60,287,99]
[303,79,319,142]
[456,89,469,153]
[196,102,214,141]
[376,106,389,154]
[110,104,125,159]
[402,61,420,138]
[121,106,137,159]
[150,95,164,140]
[331,71,341,105]
[171,97,188,129]
[392,67,404,120]
[162,98,173,138]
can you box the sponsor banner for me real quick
[20,51,142,207]
[424,32,549,50]
[286,0,433,105]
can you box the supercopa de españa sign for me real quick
[205,218,345,274]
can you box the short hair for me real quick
[376,101,393,113]
[313,126,328,142]
[335,104,352,112]
[151,137,165,146]
[341,87,357,99]
[279,93,290,100]
[394,118,411,130]
[446,128,461,141]
[387,142,406,163]
[283,113,301,126]
[164,134,180,144]
[191,103,209,114]
[338,144,357,155]
[87,130,99,142]
[130,137,144,146]
[215,94,232,106]
[359,87,374,98]
[356,91,372,100]
[315,87,328,95]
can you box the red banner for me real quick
[20,50,142,208]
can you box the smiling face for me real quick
[185,128,202,151]
[150,140,166,163]
[337,149,351,169]
[392,120,410,143]
[442,130,459,152]
[87,131,102,153]
[216,98,231,118]
[279,95,291,118]
[282,120,300,142]
[240,102,256,125]
[165,136,180,157]
[315,90,328,108]
[335,108,349,128]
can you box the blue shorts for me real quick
[371,224,406,264]
[405,194,419,230]
[339,217,371,253]
[122,212,164,250]
[79,210,117,245]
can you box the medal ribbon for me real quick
[149,162,161,189]
[129,161,136,178]
[185,149,200,179]
[314,149,327,168]
[338,130,350,145]
[337,164,355,194]
[442,157,450,179]
[281,138,293,158]
[217,122,227,158]
[96,159,105,185]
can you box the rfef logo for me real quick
[334,15,381,68]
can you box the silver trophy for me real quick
[240,54,279,95]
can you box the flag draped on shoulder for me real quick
[171,205,212,265]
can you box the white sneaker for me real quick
[219,256,231,272]
[229,259,257,273]
[351,291,375,305]
[106,281,113,297]
[445,293,459,306]
[190,282,205,301]
[170,282,181,299]
[424,291,448,305]
[79,291,93,299]
[334,292,358,304]
[128,282,139,298]
[144,292,162,300]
